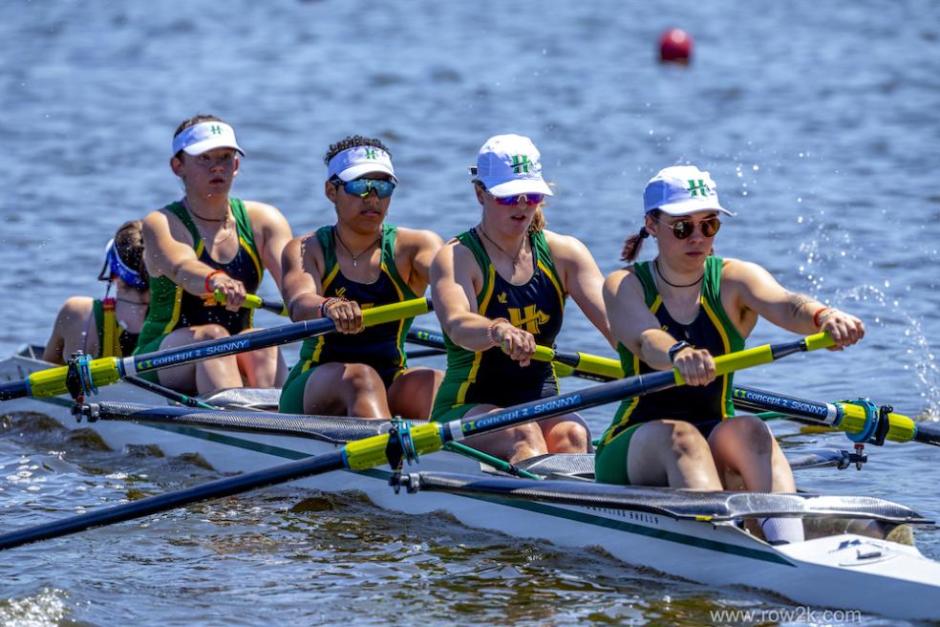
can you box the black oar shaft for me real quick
[0,451,345,551]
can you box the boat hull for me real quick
[2,353,939,620]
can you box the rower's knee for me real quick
[341,363,384,392]
[669,421,711,460]
[543,416,591,454]
[712,416,774,456]
[191,324,231,341]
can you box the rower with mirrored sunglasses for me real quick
[430,133,613,464]
[43,220,150,364]
[279,136,444,420]
[594,164,865,545]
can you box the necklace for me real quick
[655,259,704,288]
[184,198,230,223]
[334,228,381,267]
[184,198,234,246]
[478,226,526,268]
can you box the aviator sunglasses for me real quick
[657,216,721,239]
[333,177,396,199]
[490,192,545,206]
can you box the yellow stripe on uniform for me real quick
[701,297,733,418]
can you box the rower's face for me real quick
[647,210,719,265]
[171,148,239,196]
[475,185,540,236]
[326,172,392,231]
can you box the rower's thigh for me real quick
[155,325,233,392]
[388,367,443,420]
[626,420,709,486]
[302,362,387,414]
[461,405,547,460]
[233,327,285,387]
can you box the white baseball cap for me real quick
[471,134,553,198]
[643,165,735,216]
[172,121,244,157]
[327,145,397,183]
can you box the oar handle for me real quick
[213,290,289,316]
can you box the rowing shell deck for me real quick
[2,348,939,620]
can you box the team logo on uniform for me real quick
[508,305,550,333]
[334,287,347,298]
[496,292,508,304]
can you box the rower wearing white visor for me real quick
[43,220,150,363]
[135,115,293,395]
[279,136,443,419]
[595,164,865,545]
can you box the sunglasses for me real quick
[490,192,545,206]
[657,216,721,239]
[334,177,396,199]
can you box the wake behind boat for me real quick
[2,345,939,620]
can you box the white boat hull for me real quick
[2,352,939,620]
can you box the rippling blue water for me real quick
[1,1,939,624]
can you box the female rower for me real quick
[595,165,865,544]
[279,136,443,419]
[43,220,149,363]
[135,114,293,395]
[431,134,611,463]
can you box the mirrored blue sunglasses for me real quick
[333,177,396,199]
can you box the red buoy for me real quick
[659,28,692,64]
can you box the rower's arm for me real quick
[603,270,676,370]
[142,209,231,297]
[280,234,327,322]
[401,228,444,294]
[247,201,293,292]
[430,241,499,351]
[547,231,613,346]
[726,260,865,348]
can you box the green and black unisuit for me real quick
[93,298,140,358]
[595,255,744,485]
[431,229,566,422]
[278,224,418,413]
[134,199,262,380]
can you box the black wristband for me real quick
[668,341,692,364]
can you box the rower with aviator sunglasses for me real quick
[43,220,150,364]
[279,136,444,419]
[595,165,865,545]
[430,134,612,464]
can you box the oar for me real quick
[406,327,622,381]
[213,291,289,316]
[405,327,939,446]
[732,386,940,447]
[0,332,833,551]
[0,297,431,402]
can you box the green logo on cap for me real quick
[209,124,223,135]
[364,148,378,159]
[687,179,710,197]
[511,155,530,174]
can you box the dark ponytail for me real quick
[621,209,661,263]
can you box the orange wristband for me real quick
[812,307,832,328]
[204,269,225,293]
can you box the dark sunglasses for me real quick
[333,177,396,199]
[490,192,545,207]
[657,216,721,239]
